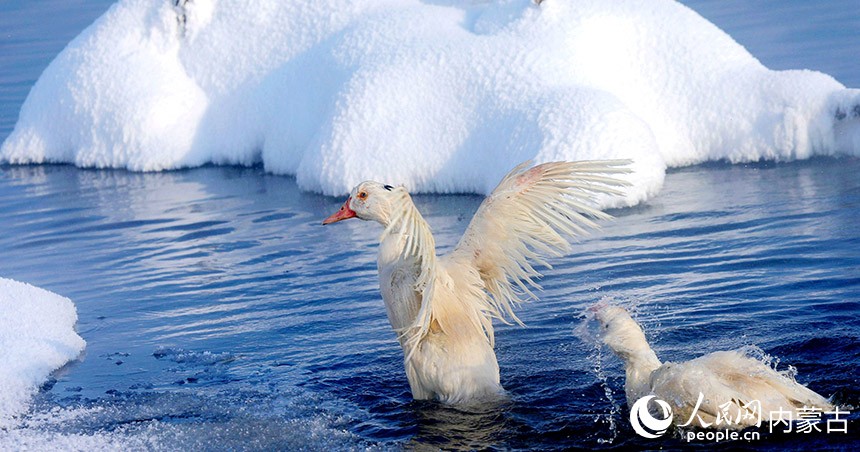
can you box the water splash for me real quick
[590,343,622,445]
[575,299,624,444]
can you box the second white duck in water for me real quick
[593,305,833,429]
[323,160,630,403]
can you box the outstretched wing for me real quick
[448,160,631,324]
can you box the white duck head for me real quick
[322,181,405,226]
[593,304,663,403]
[594,305,658,365]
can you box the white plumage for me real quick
[593,305,834,429]
[323,160,630,403]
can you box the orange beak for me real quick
[322,197,357,225]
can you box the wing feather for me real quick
[448,160,631,325]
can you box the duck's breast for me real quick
[406,326,502,403]
[377,233,423,333]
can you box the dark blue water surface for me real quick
[1,1,859,450]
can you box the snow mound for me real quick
[0,278,85,428]
[2,0,859,206]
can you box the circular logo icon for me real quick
[630,395,674,438]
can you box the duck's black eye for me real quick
[383,184,393,191]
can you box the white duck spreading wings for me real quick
[323,160,630,403]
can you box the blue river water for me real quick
[1,1,859,450]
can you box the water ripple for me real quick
[0,160,857,449]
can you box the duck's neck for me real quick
[376,192,437,339]
[379,192,436,268]
[622,345,662,403]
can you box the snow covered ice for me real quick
[0,278,85,429]
[2,0,860,206]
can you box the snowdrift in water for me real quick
[0,278,85,428]
[2,0,859,205]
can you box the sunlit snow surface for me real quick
[2,0,860,205]
[0,278,85,429]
